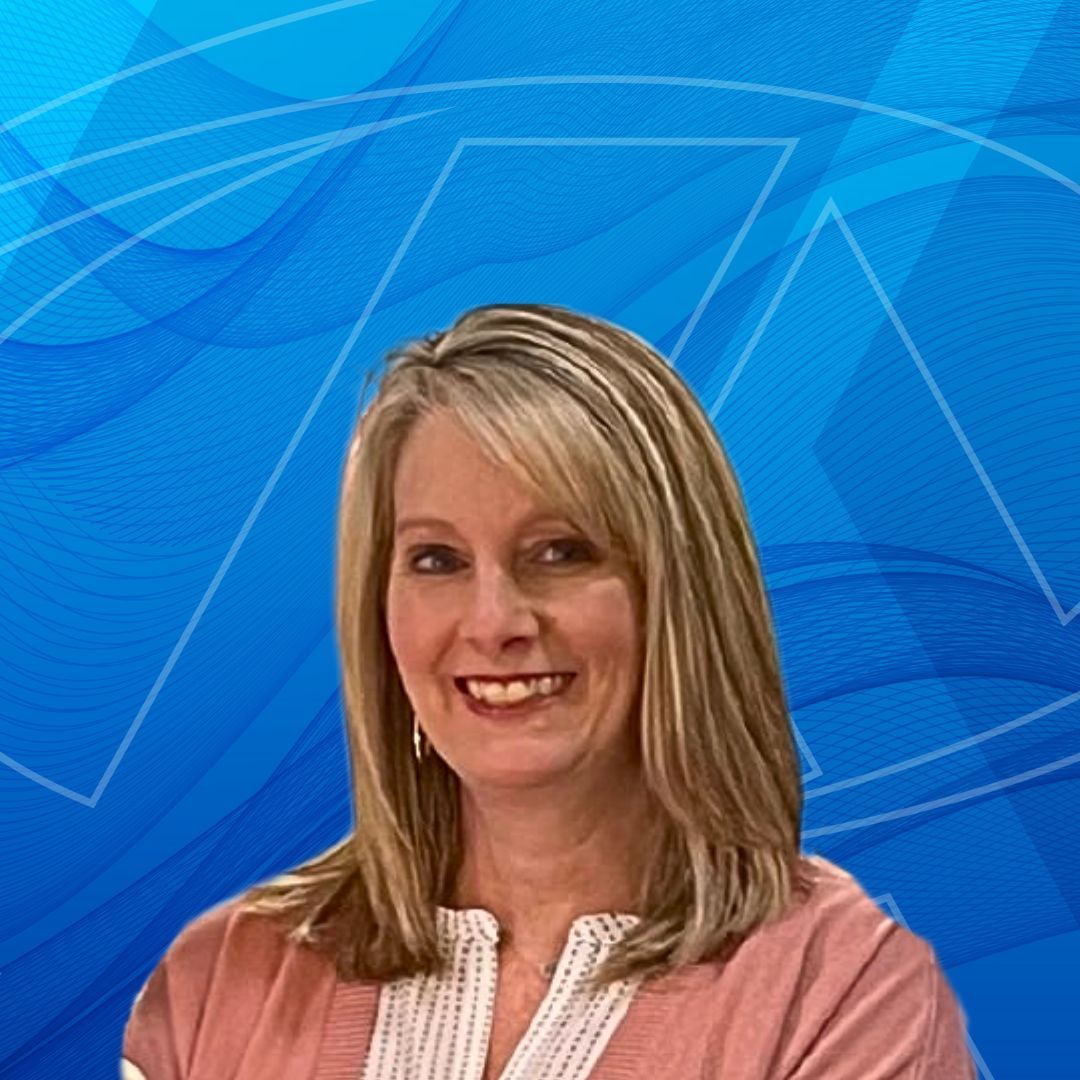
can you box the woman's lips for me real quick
[454,673,576,717]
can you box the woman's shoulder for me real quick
[129,894,335,1034]
[157,895,301,980]
[669,856,975,1077]
[760,856,973,1075]
[766,854,924,950]
[124,896,340,1077]
[716,853,943,997]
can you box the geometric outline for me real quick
[707,199,1080,833]
[3,135,804,802]
[2,60,1072,804]
[0,15,1068,1068]
[0,117,439,803]
[708,197,1079,626]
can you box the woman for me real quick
[123,304,976,1078]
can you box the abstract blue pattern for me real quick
[0,1,1076,1076]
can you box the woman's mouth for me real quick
[454,673,575,714]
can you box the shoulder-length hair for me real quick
[241,302,809,989]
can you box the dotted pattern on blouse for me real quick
[361,906,643,1080]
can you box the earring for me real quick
[412,713,430,761]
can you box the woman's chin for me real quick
[453,752,579,793]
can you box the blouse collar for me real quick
[435,905,641,948]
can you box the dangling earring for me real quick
[412,713,430,761]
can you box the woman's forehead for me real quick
[395,410,558,498]
[389,404,622,546]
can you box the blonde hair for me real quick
[241,303,808,988]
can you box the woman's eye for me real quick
[409,547,460,574]
[536,538,593,564]
[405,538,594,575]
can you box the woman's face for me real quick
[385,410,643,793]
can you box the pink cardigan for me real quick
[123,856,976,1078]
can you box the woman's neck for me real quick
[450,772,653,958]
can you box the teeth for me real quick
[464,674,569,705]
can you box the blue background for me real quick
[0,1,1077,1076]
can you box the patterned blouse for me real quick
[121,857,979,1079]
[360,905,644,1079]
[121,905,643,1080]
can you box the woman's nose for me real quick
[459,568,540,653]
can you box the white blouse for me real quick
[361,905,644,1080]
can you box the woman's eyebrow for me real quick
[393,512,575,538]
[394,516,457,538]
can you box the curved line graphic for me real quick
[2,77,1075,197]
[0,111,433,346]
[0,110,443,258]
[3,62,1074,807]
[804,688,1080,799]
[803,748,1080,837]
[0,0,377,136]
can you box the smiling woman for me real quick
[385,408,644,797]
[121,304,976,1079]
